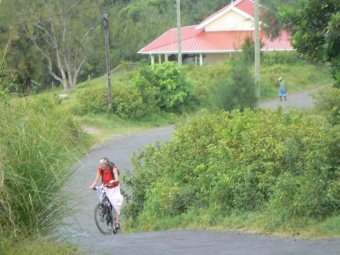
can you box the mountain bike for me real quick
[92,184,119,235]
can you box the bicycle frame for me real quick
[95,185,110,204]
[92,185,115,235]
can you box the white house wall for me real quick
[205,10,254,31]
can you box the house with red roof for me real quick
[138,0,294,65]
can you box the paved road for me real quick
[63,89,340,255]
[260,87,322,110]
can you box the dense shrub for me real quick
[187,58,258,111]
[186,63,228,109]
[112,83,159,119]
[213,57,257,111]
[73,86,108,114]
[73,83,156,119]
[133,62,194,112]
[313,86,340,125]
[0,95,86,239]
[73,62,194,118]
[123,110,340,228]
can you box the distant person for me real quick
[89,157,123,229]
[277,77,287,101]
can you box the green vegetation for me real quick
[0,240,82,255]
[2,0,337,95]
[70,54,332,117]
[216,60,256,109]
[187,54,332,105]
[133,62,194,112]
[73,62,194,117]
[123,109,340,237]
[312,86,340,125]
[269,0,340,87]
[0,95,88,252]
[1,0,339,250]
[59,57,333,146]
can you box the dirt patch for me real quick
[83,126,101,135]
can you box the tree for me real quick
[0,1,45,95]
[275,0,340,87]
[14,0,101,92]
[215,58,257,111]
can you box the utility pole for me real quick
[254,0,261,104]
[176,0,182,65]
[103,13,113,111]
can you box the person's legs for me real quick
[279,90,287,102]
[106,187,123,226]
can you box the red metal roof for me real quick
[138,0,293,55]
[139,27,293,54]
[236,0,255,17]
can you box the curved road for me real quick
[63,88,340,255]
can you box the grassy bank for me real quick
[0,95,89,254]
[123,210,340,239]
[0,240,83,255]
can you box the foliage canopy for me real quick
[276,0,340,87]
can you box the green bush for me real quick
[112,83,159,119]
[269,172,338,220]
[313,86,340,125]
[213,57,257,111]
[123,110,339,229]
[73,86,108,114]
[133,62,194,112]
[0,95,86,239]
[186,63,229,109]
[73,83,158,119]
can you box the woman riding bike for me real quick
[89,157,123,229]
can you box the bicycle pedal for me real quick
[112,228,118,235]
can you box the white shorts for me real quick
[105,185,123,214]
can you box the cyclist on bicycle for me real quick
[89,157,123,229]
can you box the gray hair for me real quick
[99,158,109,165]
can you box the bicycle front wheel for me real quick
[94,202,114,235]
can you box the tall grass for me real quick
[0,95,87,239]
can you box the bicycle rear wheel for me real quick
[94,202,114,235]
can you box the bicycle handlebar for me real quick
[91,183,111,191]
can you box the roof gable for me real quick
[204,9,254,31]
[196,0,257,30]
